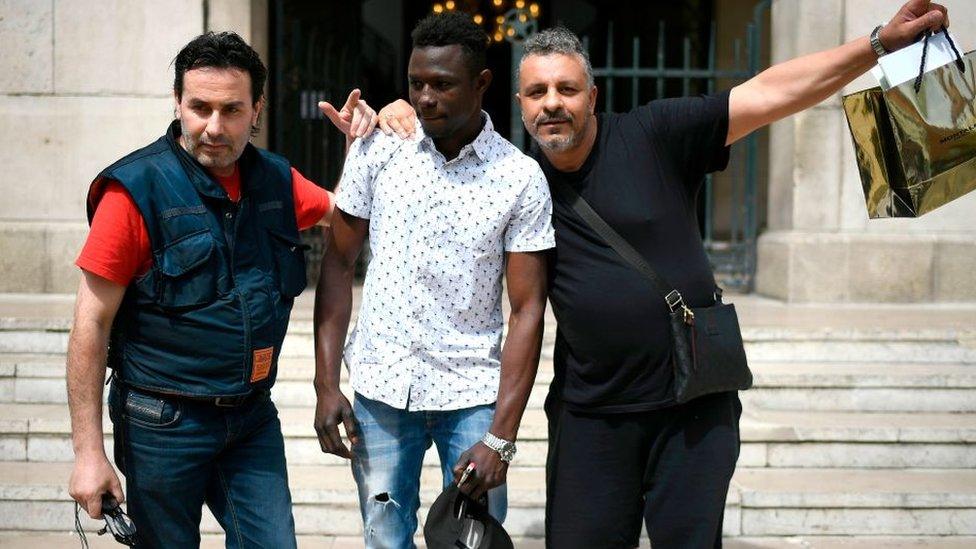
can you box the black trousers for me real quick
[545,391,742,549]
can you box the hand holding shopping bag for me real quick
[844,26,976,218]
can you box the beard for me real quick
[530,109,590,152]
[180,125,242,170]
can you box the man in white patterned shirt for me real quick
[313,13,553,548]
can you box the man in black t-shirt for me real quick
[510,2,948,547]
[520,34,741,548]
[373,2,949,546]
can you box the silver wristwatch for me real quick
[482,432,517,463]
[870,25,889,58]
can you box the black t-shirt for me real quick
[535,91,731,413]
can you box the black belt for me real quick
[132,387,265,408]
[179,390,266,408]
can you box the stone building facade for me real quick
[758,0,976,302]
[0,0,266,293]
[1,0,974,301]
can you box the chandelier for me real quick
[430,0,541,45]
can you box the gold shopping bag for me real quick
[843,37,976,218]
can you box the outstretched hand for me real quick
[318,89,378,140]
[880,0,949,52]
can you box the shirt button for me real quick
[224,212,234,219]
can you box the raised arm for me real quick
[727,0,948,145]
[454,250,548,499]
[67,271,127,518]
[313,89,378,227]
[312,210,369,459]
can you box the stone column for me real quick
[0,0,266,293]
[756,0,976,302]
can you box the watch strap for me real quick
[871,25,889,58]
[482,432,516,462]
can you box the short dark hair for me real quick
[521,27,594,87]
[173,31,267,104]
[411,12,488,76]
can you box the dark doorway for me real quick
[270,0,722,186]
[268,0,769,289]
[269,0,531,190]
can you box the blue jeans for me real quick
[351,393,507,549]
[108,381,297,548]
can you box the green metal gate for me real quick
[577,0,772,291]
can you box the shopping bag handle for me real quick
[914,26,966,92]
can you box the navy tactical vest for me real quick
[87,121,309,397]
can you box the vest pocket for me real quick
[267,228,309,298]
[156,229,218,309]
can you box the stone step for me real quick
[0,461,549,537]
[4,403,975,469]
[272,360,976,412]
[7,352,976,414]
[279,329,976,363]
[4,320,976,364]
[2,462,975,537]
[745,362,976,412]
[734,468,976,536]
[9,352,976,386]
[2,533,976,549]
[0,354,555,408]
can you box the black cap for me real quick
[423,484,514,549]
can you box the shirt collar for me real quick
[416,111,495,164]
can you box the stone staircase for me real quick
[1,293,976,547]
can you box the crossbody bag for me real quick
[551,180,752,403]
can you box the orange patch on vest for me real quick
[251,347,274,383]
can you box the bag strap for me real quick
[550,179,690,312]
[914,26,965,93]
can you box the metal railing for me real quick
[581,0,771,291]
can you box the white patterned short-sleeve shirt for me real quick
[337,113,554,411]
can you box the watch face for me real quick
[484,434,517,461]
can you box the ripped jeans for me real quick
[350,393,508,549]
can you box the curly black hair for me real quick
[411,12,488,77]
[173,31,267,104]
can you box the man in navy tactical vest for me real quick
[65,32,375,547]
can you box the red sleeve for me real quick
[291,167,332,231]
[75,181,153,286]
